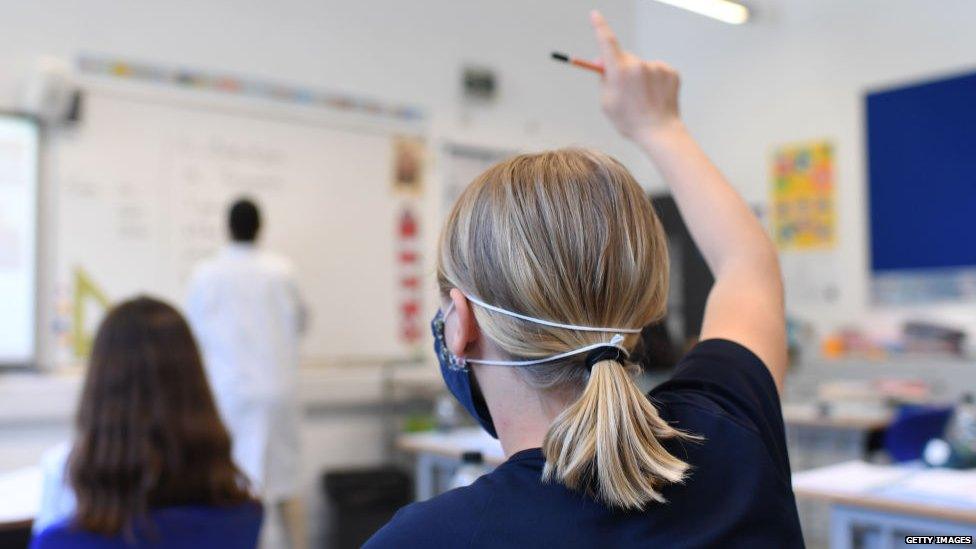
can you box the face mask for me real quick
[431,295,641,438]
[432,305,497,437]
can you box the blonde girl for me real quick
[368,11,803,548]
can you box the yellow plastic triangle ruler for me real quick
[72,267,111,358]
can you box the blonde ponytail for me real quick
[542,359,691,509]
[438,147,695,511]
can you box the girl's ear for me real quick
[447,288,478,356]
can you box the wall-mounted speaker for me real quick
[20,56,82,126]
[462,65,497,102]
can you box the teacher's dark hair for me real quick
[229,198,261,242]
[68,296,254,535]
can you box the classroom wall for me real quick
[0,0,650,368]
[8,1,972,343]
[0,0,638,165]
[634,0,976,333]
[4,0,972,349]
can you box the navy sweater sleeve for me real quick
[364,481,493,548]
[649,338,792,484]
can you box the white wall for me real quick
[634,0,976,331]
[2,1,637,159]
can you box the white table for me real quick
[0,466,41,529]
[793,461,976,549]
[396,428,505,501]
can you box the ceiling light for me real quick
[651,0,750,25]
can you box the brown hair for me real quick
[438,148,693,509]
[69,296,253,535]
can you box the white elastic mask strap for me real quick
[443,295,639,367]
[467,334,629,367]
[463,294,642,334]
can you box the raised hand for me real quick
[588,11,786,391]
[590,10,682,144]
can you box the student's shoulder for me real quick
[650,338,793,482]
[158,501,263,523]
[39,441,70,476]
[187,256,223,284]
[30,518,96,549]
[651,339,781,420]
[364,480,494,548]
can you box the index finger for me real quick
[590,10,622,72]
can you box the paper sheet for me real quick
[794,460,976,509]
[0,466,42,522]
[792,460,913,494]
[879,468,976,508]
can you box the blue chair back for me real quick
[883,404,953,463]
[30,503,262,549]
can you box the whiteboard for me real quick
[52,88,427,364]
[441,142,517,217]
[0,115,39,366]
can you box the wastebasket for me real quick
[322,467,412,549]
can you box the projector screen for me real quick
[0,114,39,366]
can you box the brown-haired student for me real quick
[31,297,261,548]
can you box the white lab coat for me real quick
[33,441,74,534]
[186,243,307,502]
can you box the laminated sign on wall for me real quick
[770,140,841,306]
[770,140,836,251]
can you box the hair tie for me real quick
[585,346,626,372]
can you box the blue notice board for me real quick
[867,71,976,274]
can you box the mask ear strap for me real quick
[463,293,642,334]
[466,336,630,367]
[446,293,638,368]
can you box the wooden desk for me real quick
[396,428,505,501]
[793,461,976,549]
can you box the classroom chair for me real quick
[883,404,953,463]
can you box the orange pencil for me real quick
[551,52,604,75]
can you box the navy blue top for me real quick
[366,339,804,548]
[30,503,262,549]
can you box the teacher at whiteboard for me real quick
[186,198,308,549]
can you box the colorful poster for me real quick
[770,141,836,250]
[396,207,423,345]
[391,136,426,195]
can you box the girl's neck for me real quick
[475,365,578,457]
